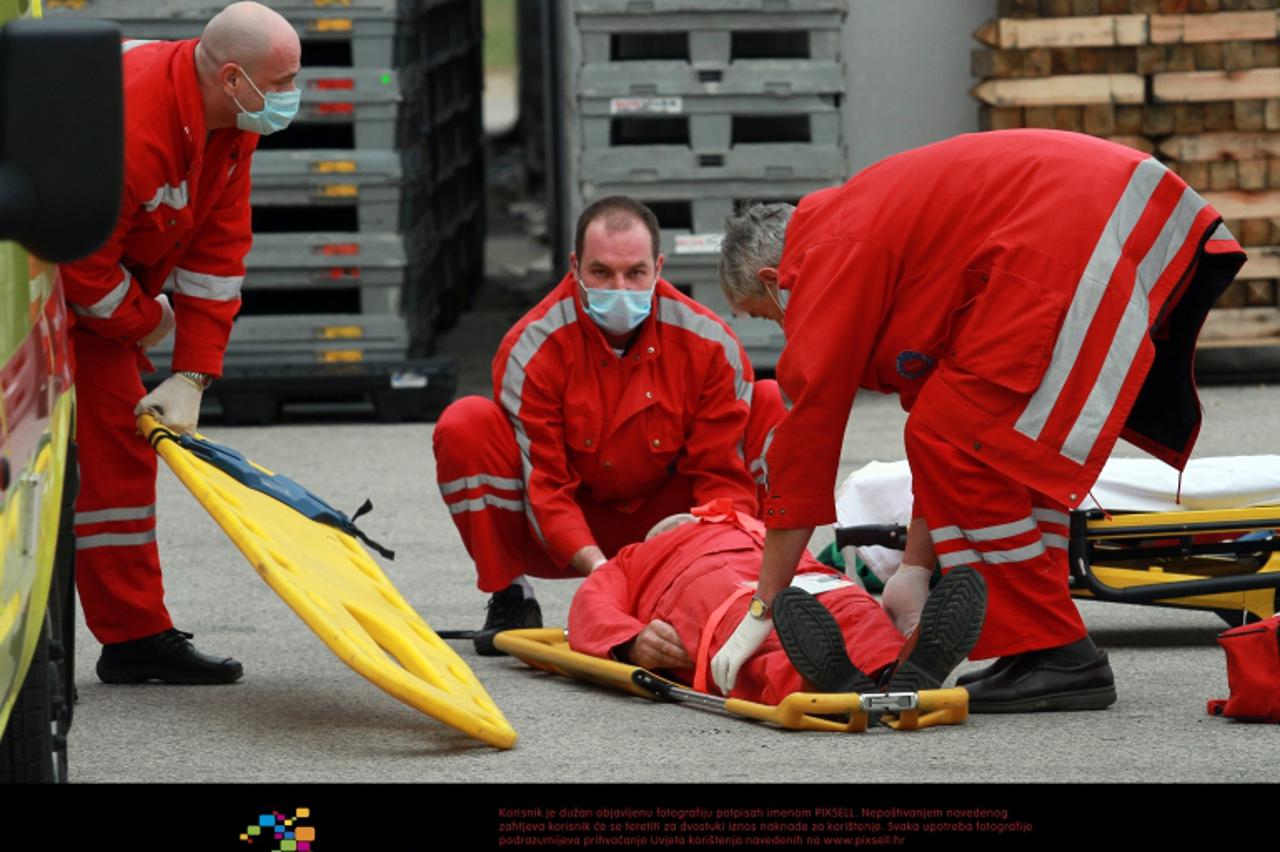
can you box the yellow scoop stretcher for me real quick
[140,414,517,750]
[495,628,968,733]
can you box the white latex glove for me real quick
[882,563,933,636]
[710,612,773,695]
[137,294,175,350]
[134,373,203,434]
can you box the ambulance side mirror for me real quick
[0,18,123,262]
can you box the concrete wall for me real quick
[843,0,997,173]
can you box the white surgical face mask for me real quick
[232,66,300,135]
[577,275,657,335]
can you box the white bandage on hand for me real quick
[137,294,175,350]
[882,563,933,636]
[134,373,204,434]
[710,612,773,695]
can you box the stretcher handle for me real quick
[833,524,908,551]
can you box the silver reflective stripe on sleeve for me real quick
[779,386,794,411]
[438,475,524,496]
[938,548,982,569]
[657,298,752,404]
[122,39,157,53]
[447,495,525,515]
[1015,157,1167,442]
[75,504,156,525]
[759,427,775,492]
[1059,183,1207,463]
[70,267,132,319]
[77,530,158,551]
[499,297,578,545]
[1209,222,1233,242]
[142,180,189,212]
[173,268,243,301]
[1044,533,1069,551]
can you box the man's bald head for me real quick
[195,2,302,131]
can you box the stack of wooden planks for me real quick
[972,0,1280,345]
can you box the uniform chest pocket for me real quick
[949,267,1069,394]
[643,406,684,458]
[131,201,194,266]
[564,415,602,455]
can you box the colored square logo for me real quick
[285,833,295,840]
[248,827,262,837]
[296,828,315,842]
[296,808,310,818]
[298,844,310,852]
[259,816,274,827]
[281,842,297,852]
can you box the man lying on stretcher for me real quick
[568,498,988,704]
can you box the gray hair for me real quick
[719,203,795,303]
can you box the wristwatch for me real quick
[748,595,770,620]
[177,370,212,390]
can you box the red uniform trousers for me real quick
[905,418,1082,660]
[434,381,786,592]
[71,329,173,644]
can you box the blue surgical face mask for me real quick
[232,66,300,135]
[577,275,656,336]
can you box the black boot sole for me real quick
[773,587,878,693]
[969,684,1117,713]
[886,566,987,693]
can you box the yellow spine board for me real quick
[140,415,516,750]
[494,629,967,733]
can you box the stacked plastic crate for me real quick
[556,0,850,371]
[970,0,1280,379]
[47,0,473,421]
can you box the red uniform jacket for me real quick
[568,508,901,703]
[763,130,1246,527]
[60,38,257,377]
[493,275,757,566]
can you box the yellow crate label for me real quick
[318,325,364,340]
[312,160,357,174]
[312,0,350,6]
[320,350,364,363]
[310,18,353,32]
[316,184,358,198]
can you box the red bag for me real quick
[1207,615,1280,723]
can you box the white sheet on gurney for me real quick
[835,456,1280,582]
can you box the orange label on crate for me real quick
[312,160,357,174]
[317,184,359,198]
[318,326,365,340]
[317,243,359,256]
[321,350,364,363]
[312,0,351,7]
[310,18,353,32]
[316,103,355,115]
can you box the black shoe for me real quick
[474,586,542,656]
[97,629,243,685]
[884,566,987,693]
[955,655,1018,687]
[772,587,878,693]
[965,645,1117,713]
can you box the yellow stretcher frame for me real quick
[495,628,969,733]
[141,415,517,750]
[1069,505,1280,623]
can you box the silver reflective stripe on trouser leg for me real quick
[447,495,525,515]
[932,514,1046,568]
[77,530,158,551]
[498,298,578,546]
[438,475,523,497]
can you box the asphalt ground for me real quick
[69,383,1280,784]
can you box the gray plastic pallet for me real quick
[579,59,845,100]
[250,149,406,231]
[145,313,412,367]
[576,0,846,65]
[581,108,841,152]
[245,232,406,314]
[581,144,846,192]
[47,2,406,67]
